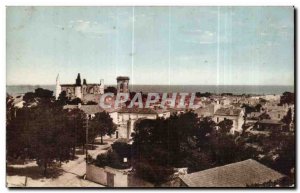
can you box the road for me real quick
[7,137,116,187]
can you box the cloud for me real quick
[67,19,115,38]
[181,29,217,44]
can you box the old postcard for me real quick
[6,6,295,188]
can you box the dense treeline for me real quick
[7,88,115,176]
[130,111,294,185]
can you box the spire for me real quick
[76,73,81,86]
[56,73,59,82]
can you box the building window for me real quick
[278,114,280,119]
[217,117,219,123]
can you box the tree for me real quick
[111,141,132,161]
[255,104,262,112]
[29,105,74,175]
[217,119,233,134]
[242,104,256,114]
[23,88,54,106]
[279,92,294,105]
[104,86,117,95]
[6,94,15,126]
[7,89,75,176]
[195,92,211,98]
[69,97,82,105]
[131,111,200,184]
[66,108,86,157]
[195,117,216,147]
[7,108,29,160]
[56,90,69,105]
[89,112,116,144]
[259,131,295,184]
[134,160,173,185]
[86,101,98,105]
[93,150,130,169]
[282,108,292,128]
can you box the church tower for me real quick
[55,74,61,100]
[75,73,82,99]
[117,76,130,93]
[100,79,104,94]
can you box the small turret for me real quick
[55,74,61,100]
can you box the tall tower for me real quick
[100,79,104,94]
[117,76,130,93]
[55,74,61,100]
[75,73,82,99]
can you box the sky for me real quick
[7,6,294,85]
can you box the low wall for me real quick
[86,164,107,186]
[86,164,153,187]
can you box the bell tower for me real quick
[75,73,82,99]
[117,76,130,93]
[55,74,61,100]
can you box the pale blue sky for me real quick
[7,6,294,85]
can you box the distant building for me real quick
[117,76,130,93]
[55,73,104,102]
[267,109,288,121]
[116,107,170,139]
[213,107,244,134]
[179,159,285,187]
[194,104,215,118]
[63,104,105,118]
[254,119,285,131]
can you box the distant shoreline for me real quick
[6,85,294,96]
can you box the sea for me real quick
[6,85,294,96]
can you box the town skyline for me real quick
[7,7,294,86]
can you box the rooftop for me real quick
[214,107,242,116]
[180,159,285,187]
[117,76,130,81]
[118,107,158,114]
[257,119,284,125]
[63,104,104,115]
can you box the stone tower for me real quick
[55,74,61,100]
[100,79,104,94]
[117,76,130,93]
[75,73,82,99]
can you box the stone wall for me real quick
[86,164,153,187]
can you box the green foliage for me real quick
[217,119,233,134]
[86,101,98,105]
[104,86,117,95]
[282,108,292,126]
[66,108,86,154]
[56,91,69,105]
[6,89,81,176]
[134,160,174,185]
[68,97,82,105]
[23,88,54,106]
[279,92,294,105]
[94,150,130,169]
[111,141,132,160]
[195,92,211,98]
[195,117,216,148]
[242,104,257,114]
[89,112,116,144]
